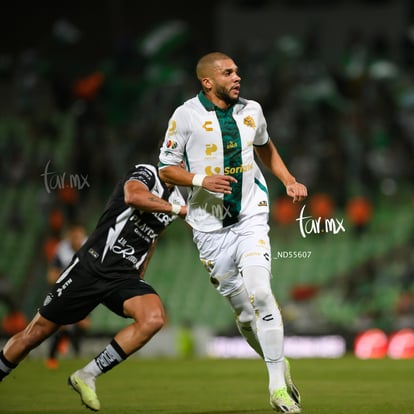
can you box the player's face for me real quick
[211,59,241,105]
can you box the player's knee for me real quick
[250,286,273,310]
[142,310,165,334]
[242,266,274,311]
[151,312,166,332]
[237,307,255,325]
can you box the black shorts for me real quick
[39,257,158,325]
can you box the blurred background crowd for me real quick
[0,0,413,355]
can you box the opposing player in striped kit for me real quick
[159,52,307,413]
[0,164,186,411]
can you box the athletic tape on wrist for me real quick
[171,204,181,215]
[192,174,206,187]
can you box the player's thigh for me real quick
[237,223,271,273]
[123,294,165,322]
[193,229,242,296]
[102,278,160,319]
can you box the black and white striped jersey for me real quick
[75,164,185,278]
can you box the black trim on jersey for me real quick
[253,137,270,147]
[127,165,156,189]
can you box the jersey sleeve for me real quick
[125,165,156,190]
[158,105,190,168]
[252,102,270,147]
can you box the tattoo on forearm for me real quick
[147,195,168,206]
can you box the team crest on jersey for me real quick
[43,293,53,306]
[244,115,256,128]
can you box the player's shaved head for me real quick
[196,52,232,80]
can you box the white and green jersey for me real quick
[159,92,270,232]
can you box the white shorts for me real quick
[192,214,272,296]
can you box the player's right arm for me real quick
[159,107,236,194]
[159,166,236,194]
[124,179,186,217]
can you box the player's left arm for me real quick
[124,180,187,218]
[255,140,308,203]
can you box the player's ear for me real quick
[201,77,213,91]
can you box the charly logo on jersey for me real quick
[202,121,213,132]
[243,115,256,128]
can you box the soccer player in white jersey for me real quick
[159,52,307,413]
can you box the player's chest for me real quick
[187,112,257,156]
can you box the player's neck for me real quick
[204,92,230,110]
